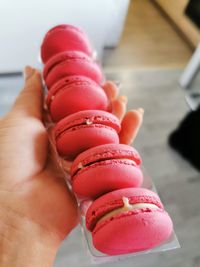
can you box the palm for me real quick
[20,167,78,239]
[0,115,78,240]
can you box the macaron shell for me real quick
[71,143,142,176]
[43,51,88,79]
[43,51,103,88]
[47,75,98,96]
[92,209,173,255]
[48,83,108,122]
[72,160,143,198]
[41,24,92,63]
[85,188,172,255]
[56,125,119,159]
[86,188,163,231]
[54,110,121,136]
[45,58,102,88]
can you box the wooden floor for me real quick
[103,0,192,71]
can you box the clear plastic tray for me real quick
[45,122,180,264]
[79,168,180,264]
[41,42,180,263]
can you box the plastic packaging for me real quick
[40,30,180,264]
[80,168,180,264]
[43,103,180,264]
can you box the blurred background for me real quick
[1,0,200,266]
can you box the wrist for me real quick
[0,205,59,267]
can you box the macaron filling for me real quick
[89,196,163,232]
[97,197,159,225]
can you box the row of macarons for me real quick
[40,25,173,255]
[40,25,143,197]
[41,24,107,123]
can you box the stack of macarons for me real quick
[41,24,173,256]
[41,25,107,122]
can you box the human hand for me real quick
[0,67,143,267]
[0,67,78,266]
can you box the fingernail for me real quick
[129,138,133,144]
[119,95,128,104]
[24,66,35,80]
[137,108,144,115]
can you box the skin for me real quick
[0,67,143,267]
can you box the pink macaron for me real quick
[71,144,143,198]
[43,51,103,89]
[86,188,173,255]
[54,110,121,160]
[41,24,93,63]
[46,76,108,122]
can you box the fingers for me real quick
[102,81,127,122]
[11,66,43,120]
[119,108,144,145]
[102,81,119,101]
[103,81,120,112]
[112,95,127,121]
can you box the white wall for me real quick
[0,0,129,73]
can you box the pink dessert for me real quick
[71,144,143,198]
[86,188,173,255]
[54,110,121,160]
[46,76,108,122]
[41,24,93,63]
[43,51,103,89]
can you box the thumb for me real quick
[11,66,44,120]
